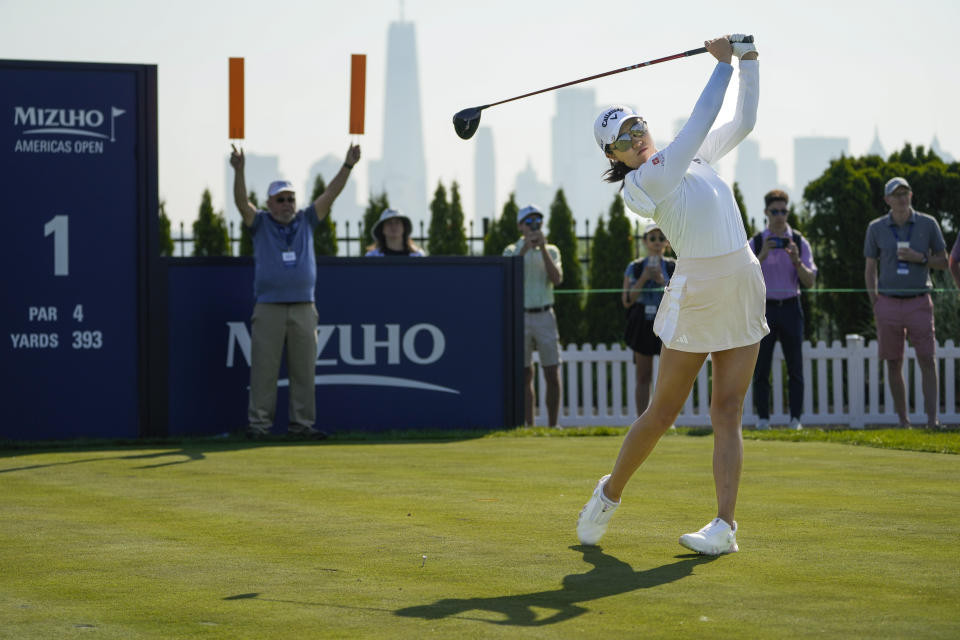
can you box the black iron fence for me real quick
[172,218,651,264]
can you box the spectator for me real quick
[622,222,675,415]
[949,234,960,291]
[230,143,361,439]
[864,176,948,429]
[365,208,426,256]
[503,204,563,427]
[750,189,817,430]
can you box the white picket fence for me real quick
[531,335,960,428]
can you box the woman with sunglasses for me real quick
[622,223,675,416]
[578,35,763,556]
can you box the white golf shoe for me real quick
[790,417,804,431]
[577,474,619,545]
[679,517,739,555]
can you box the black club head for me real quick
[452,106,484,140]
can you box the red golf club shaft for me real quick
[482,47,708,110]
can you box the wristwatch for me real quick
[920,254,928,265]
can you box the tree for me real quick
[192,188,230,256]
[310,174,338,256]
[548,189,585,345]
[446,182,469,256]
[484,193,519,256]
[238,190,259,257]
[733,181,756,237]
[584,195,634,345]
[362,192,391,252]
[427,181,450,255]
[158,199,174,257]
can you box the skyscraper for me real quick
[930,134,955,163]
[734,138,779,221]
[794,137,849,196]
[473,127,496,227]
[368,20,427,226]
[514,160,553,212]
[867,126,886,158]
[552,88,620,221]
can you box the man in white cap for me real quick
[230,143,361,438]
[864,176,948,429]
[503,204,563,427]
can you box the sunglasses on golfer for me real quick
[609,120,648,152]
[274,196,296,204]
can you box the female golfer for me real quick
[577,35,763,555]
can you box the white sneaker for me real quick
[577,475,619,545]
[679,518,739,555]
[790,418,803,431]
[756,419,770,431]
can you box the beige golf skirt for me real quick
[653,244,770,353]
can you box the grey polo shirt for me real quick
[864,209,945,296]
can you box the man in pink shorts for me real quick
[864,177,948,428]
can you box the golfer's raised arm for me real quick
[314,144,361,222]
[697,53,759,165]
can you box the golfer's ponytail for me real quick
[603,159,632,187]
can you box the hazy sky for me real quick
[4,0,959,230]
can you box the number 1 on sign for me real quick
[44,215,69,276]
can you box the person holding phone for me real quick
[503,205,564,427]
[623,223,676,415]
[750,190,816,430]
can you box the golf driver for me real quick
[452,36,753,140]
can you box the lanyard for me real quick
[889,219,913,244]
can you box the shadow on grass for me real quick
[393,545,716,626]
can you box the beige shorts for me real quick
[524,307,561,367]
[654,244,769,353]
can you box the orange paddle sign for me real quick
[350,54,366,135]
[229,57,244,139]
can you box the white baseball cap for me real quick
[884,176,911,196]
[593,105,642,150]
[517,204,543,224]
[267,180,295,197]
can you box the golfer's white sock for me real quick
[599,480,620,506]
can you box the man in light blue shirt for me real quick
[230,143,360,438]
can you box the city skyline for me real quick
[6,0,959,234]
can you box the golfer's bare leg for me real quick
[634,353,654,415]
[709,343,760,525]
[604,348,707,501]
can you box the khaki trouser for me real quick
[247,302,318,433]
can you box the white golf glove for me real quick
[730,34,757,58]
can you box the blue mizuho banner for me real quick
[0,60,156,440]
[165,257,523,435]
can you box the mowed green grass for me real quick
[1,435,958,639]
